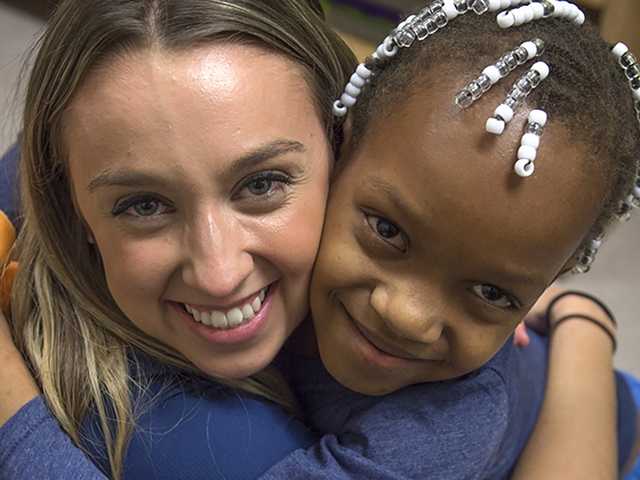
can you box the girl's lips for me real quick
[340,302,443,369]
[171,282,278,346]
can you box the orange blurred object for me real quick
[0,211,17,315]
[0,261,17,316]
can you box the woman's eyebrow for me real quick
[86,139,306,192]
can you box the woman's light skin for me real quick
[311,74,609,395]
[64,44,332,380]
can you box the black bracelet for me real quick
[545,290,617,327]
[552,313,617,353]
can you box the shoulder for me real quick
[83,363,315,480]
[332,367,511,479]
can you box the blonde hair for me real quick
[10,1,356,477]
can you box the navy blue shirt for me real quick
[262,331,637,479]
[0,142,20,227]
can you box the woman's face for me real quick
[64,45,331,379]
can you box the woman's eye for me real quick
[112,196,173,219]
[471,284,518,310]
[237,172,292,199]
[365,214,407,251]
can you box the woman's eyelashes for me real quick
[233,171,293,203]
[111,194,174,221]
[471,284,521,311]
[364,213,408,252]
[110,170,296,223]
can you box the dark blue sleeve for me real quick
[0,142,20,226]
[82,380,316,480]
[263,361,511,480]
[0,396,107,479]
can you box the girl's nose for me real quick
[370,286,444,345]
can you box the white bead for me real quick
[350,73,366,88]
[483,65,502,84]
[612,43,630,59]
[570,4,581,21]
[443,0,459,20]
[575,10,585,25]
[522,5,534,22]
[497,11,515,29]
[634,184,640,197]
[495,103,514,122]
[500,0,510,7]
[518,145,538,161]
[376,44,387,59]
[632,88,640,102]
[486,117,506,135]
[532,61,550,80]
[488,0,501,11]
[383,37,398,57]
[528,109,548,126]
[333,100,347,117]
[340,93,357,107]
[521,41,537,59]
[513,7,527,25]
[356,64,372,79]
[558,2,569,18]
[531,3,544,19]
[514,159,535,177]
[345,83,361,97]
[521,133,540,148]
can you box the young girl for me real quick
[263,1,640,478]
[0,0,636,478]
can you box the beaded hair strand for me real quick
[332,0,640,275]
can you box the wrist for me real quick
[547,292,617,353]
[0,351,39,426]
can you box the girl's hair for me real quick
[348,12,640,259]
[10,1,356,477]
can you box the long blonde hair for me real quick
[10,1,356,477]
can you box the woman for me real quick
[0,0,624,478]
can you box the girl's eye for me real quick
[365,214,407,251]
[112,196,173,219]
[471,284,519,310]
[237,172,292,199]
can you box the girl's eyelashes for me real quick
[234,171,293,201]
[364,213,408,252]
[111,194,174,220]
[471,284,521,310]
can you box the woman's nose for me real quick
[370,286,444,345]
[181,210,253,298]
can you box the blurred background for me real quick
[0,0,638,375]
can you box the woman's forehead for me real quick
[63,44,325,179]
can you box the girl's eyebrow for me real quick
[86,139,306,192]
[366,175,427,228]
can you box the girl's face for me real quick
[65,45,331,379]
[311,77,606,395]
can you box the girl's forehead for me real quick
[339,82,606,276]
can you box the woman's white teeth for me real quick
[227,308,244,327]
[184,287,268,329]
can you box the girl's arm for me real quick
[512,292,618,479]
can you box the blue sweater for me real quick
[262,332,637,479]
[0,334,637,479]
